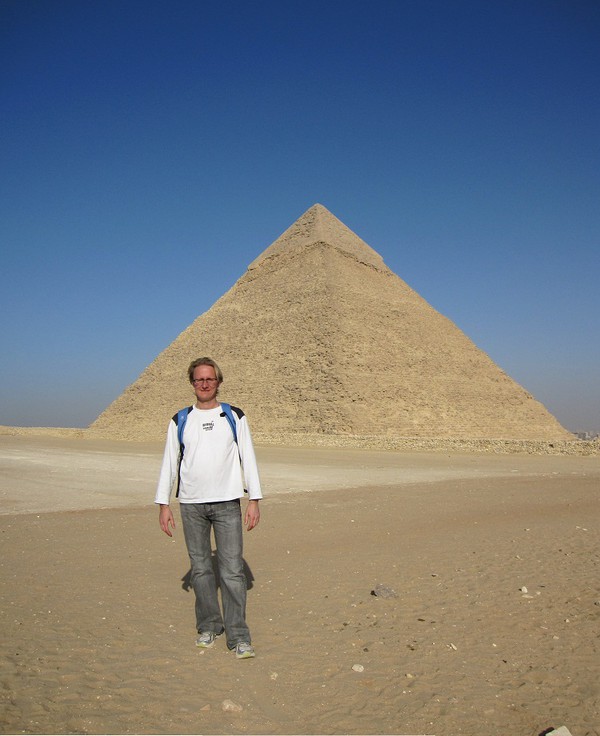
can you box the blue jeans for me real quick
[180,500,250,649]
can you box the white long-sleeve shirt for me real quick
[154,404,263,505]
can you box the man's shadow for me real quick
[181,552,254,591]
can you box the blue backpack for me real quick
[174,403,243,497]
[175,402,238,448]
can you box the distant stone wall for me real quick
[252,432,599,456]
[2,425,598,456]
[0,426,87,438]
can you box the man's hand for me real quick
[159,504,176,537]
[244,499,260,531]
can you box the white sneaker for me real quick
[195,631,221,648]
[235,642,255,659]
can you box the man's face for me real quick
[191,365,220,405]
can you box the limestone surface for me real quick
[89,204,573,444]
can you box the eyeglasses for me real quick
[192,378,218,385]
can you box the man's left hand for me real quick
[245,499,260,531]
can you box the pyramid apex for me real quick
[248,204,386,271]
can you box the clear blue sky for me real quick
[1,0,599,432]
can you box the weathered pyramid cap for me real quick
[248,203,387,271]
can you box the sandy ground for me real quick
[0,435,598,735]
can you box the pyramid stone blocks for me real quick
[89,204,572,443]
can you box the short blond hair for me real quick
[187,357,224,384]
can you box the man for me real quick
[155,357,262,659]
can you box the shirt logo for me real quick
[202,421,214,432]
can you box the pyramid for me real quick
[89,204,573,443]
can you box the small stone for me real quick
[222,699,243,712]
[520,586,528,593]
[371,584,398,599]
[352,664,365,672]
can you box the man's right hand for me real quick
[159,504,176,537]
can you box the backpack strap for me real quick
[174,406,193,498]
[221,404,248,494]
[219,402,238,445]
[176,406,193,449]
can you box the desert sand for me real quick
[0,435,598,735]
